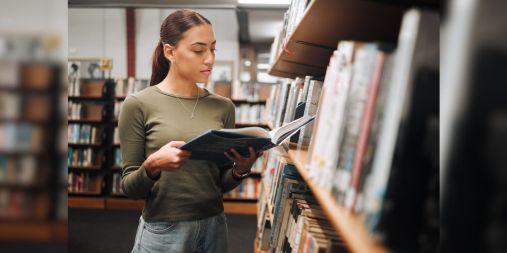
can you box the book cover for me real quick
[181,115,315,166]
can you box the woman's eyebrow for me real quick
[191,41,217,46]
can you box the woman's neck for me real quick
[158,69,201,97]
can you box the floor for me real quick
[68,208,257,253]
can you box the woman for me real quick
[119,9,259,253]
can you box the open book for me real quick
[180,115,315,166]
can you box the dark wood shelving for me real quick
[68,165,102,170]
[68,143,103,147]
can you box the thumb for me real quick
[169,141,186,148]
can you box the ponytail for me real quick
[149,41,170,86]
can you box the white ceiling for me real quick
[69,0,287,43]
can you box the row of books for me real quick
[265,76,323,147]
[68,172,100,194]
[114,147,122,167]
[68,123,103,144]
[0,155,38,185]
[269,0,310,66]
[68,61,114,97]
[235,104,266,125]
[231,82,272,102]
[264,9,439,252]
[115,78,149,97]
[251,155,265,174]
[223,177,260,199]
[0,123,43,152]
[0,93,20,120]
[68,147,102,168]
[256,148,344,253]
[0,63,55,90]
[111,172,123,195]
[68,101,105,121]
[0,189,50,220]
[114,100,124,120]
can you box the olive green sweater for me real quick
[118,85,241,222]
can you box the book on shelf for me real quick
[308,41,361,192]
[68,123,103,144]
[360,9,439,250]
[180,115,315,166]
[255,148,344,253]
[111,172,124,195]
[235,103,266,125]
[297,79,324,149]
[115,77,149,97]
[223,177,260,199]
[68,147,101,167]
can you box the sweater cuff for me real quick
[222,169,242,192]
[130,165,157,192]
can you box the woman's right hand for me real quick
[143,141,191,179]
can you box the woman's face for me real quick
[165,24,216,83]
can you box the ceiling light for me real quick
[238,0,291,5]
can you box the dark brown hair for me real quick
[150,9,211,86]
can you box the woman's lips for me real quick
[200,70,212,76]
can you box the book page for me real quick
[269,115,315,144]
[219,127,270,138]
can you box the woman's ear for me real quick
[163,44,175,63]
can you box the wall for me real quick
[69,8,127,78]
[69,8,239,80]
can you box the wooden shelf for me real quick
[253,237,268,253]
[268,0,406,79]
[68,143,103,147]
[68,196,105,209]
[68,190,102,196]
[105,197,144,210]
[68,119,106,124]
[68,165,102,170]
[0,221,67,241]
[223,202,257,215]
[68,96,111,101]
[286,149,387,253]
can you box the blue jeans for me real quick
[131,212,228,253]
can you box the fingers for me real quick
[229,148,243,160]
[224,151,236,162]
[248,147,256,159]
[175,149,191,157]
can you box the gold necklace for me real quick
[176,86,200,119]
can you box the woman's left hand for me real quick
[224,147,262,175]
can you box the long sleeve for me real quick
[220,100,242,192]
[119,95,157,199]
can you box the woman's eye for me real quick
[194,50,204,54]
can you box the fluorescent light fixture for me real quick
[238,0,291,5]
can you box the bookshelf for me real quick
[256,1,439,252]
[68,77,265,214]
[286,149,387,253]
[268,0,439,79]
[0,59,66,242]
